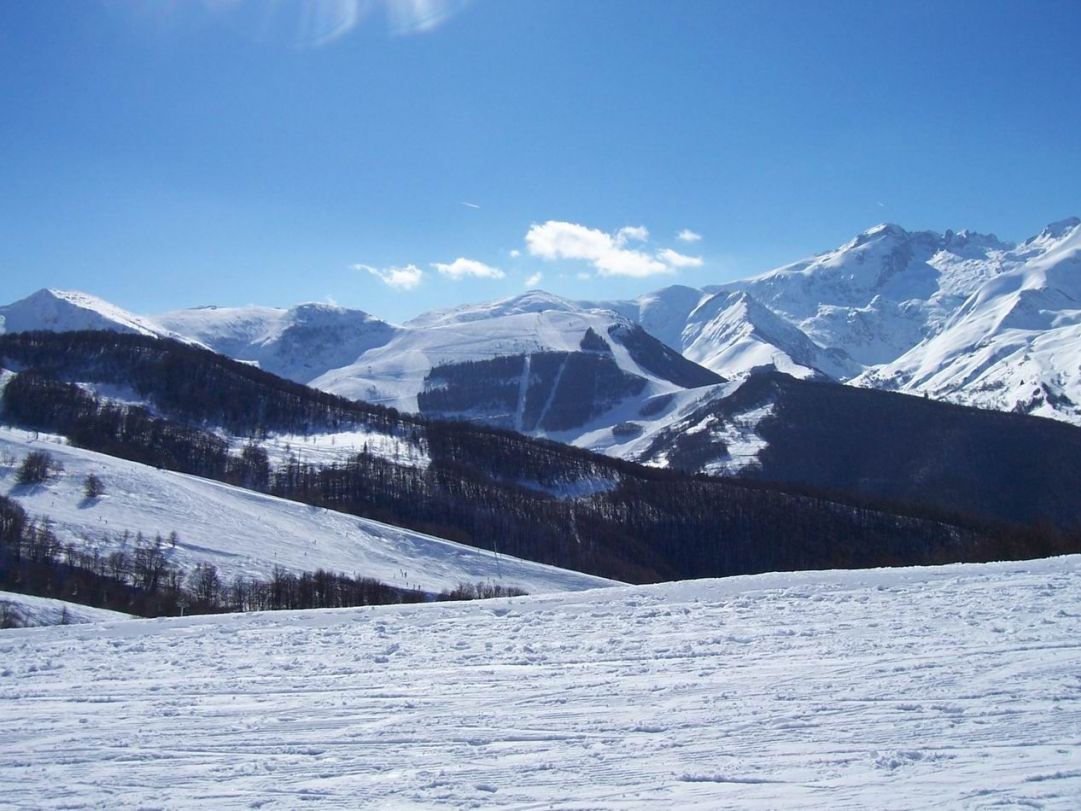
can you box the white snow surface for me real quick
[0,428,616,596]
[0,591,129,628]
[681,290,853,380]
[2,555,1079,808]
[154,302,401,385]
[582,284,710,350]
[856,218,1081,422]
[714,223,1018,366]
[0,289,193,344]
[247,429,430,470]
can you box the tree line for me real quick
[3,332,1079,585]
[0,330,417,438]
[0,493,431,618]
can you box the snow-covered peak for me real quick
[0,288,192,343]
[994,216,1080,265]
[942,228,1012,253]
[155,301,401,384]
[853,222,908,242]
[290,301,369,319]
[702,222,1035,366]
[156,301,389,343]
[959,216,1081,314]
[154,304,291,348]
[680,290,853,380]
[856,218,1081,423]
[311,303,675,411]
[406,290,584,329]
[1030,216,1081,243]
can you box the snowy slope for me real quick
[155,302,401,384]
[0,591,130,628]
[1,289,722,441]
[857,218,1081,422]
[158,291,724,437]
[2,555,1079,808]
[599,224,1043,376]
[681,290,855,379]
[714,223,1019,366]
[580,284,710,349]
[406,288,586,329]
[0,428,617,595]
[601,218,1081,426]
[552,380,736,460]
[0,289,191,343]
[589,285,848,380]
[310,291,718,415]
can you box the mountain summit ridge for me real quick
[2,216,1079,425]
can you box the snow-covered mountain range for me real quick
[3,216,1079,429]
[1,289,722,441]
[599,216,1081,423]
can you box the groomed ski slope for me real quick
[2,556,1079,809]
[0,428,616,595]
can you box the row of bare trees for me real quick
[0,494,426,618]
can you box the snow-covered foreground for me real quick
[0,591,129,628]
[0,428,616,595]
[3,557,1079,809]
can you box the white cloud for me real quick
[615,225,650,246]
[677,229,703,243]
[656,248,704,268]
[199,0,366,48]
[432,257,506,280]
[460,201,480,209]
[524,272,543,288]
[525,220,670,278]
[385,0,472,35]
[576,271,592,281]
[509,249,521,258]
[186,0,469,46]
[354,263,424,290]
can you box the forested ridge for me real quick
[649,371,1081,531]
[2,330,1077,584]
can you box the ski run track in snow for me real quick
[2,555,1080,809]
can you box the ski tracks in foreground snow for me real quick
[1,557,1080,808]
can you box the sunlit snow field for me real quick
[0,591,130,628]
[2,556,1079,808]
[0,428,614,595]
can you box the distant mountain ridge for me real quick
[2,216,1079,431]
[595,216,1081,425]
[1,288,724,443]
[155,301,402,385]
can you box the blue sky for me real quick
[1,0,1079,323]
